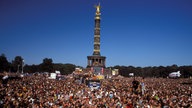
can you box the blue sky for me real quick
[0,0,192,67]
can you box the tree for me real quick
[11,56,24,72]
[179,66,192,78]
[40,58,54,72]
[24,64,39,73]
[110,65,192,78]
[53,63,75,75]
[62,64,76,75]
[0,54,10,72]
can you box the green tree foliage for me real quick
[53,63,75,75]
[11,56,23,72]
[179,66,192,78]
[1,53,192,77]
[24,64,39,73]
[114,65,192,78]
[0,54,10,72]
[22,57,75,74]
[23,63,75,75]
[39,58,54,73]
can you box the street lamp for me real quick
[21,59,24,74]
[17,65,20,73]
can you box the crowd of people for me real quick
[0,72,191,108]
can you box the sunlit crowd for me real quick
[0,72,191,108]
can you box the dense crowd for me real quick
[0,72,191,108]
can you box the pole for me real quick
[21,59,24,74]
[17,65,20,73]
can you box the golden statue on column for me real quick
[95,3,101,15]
